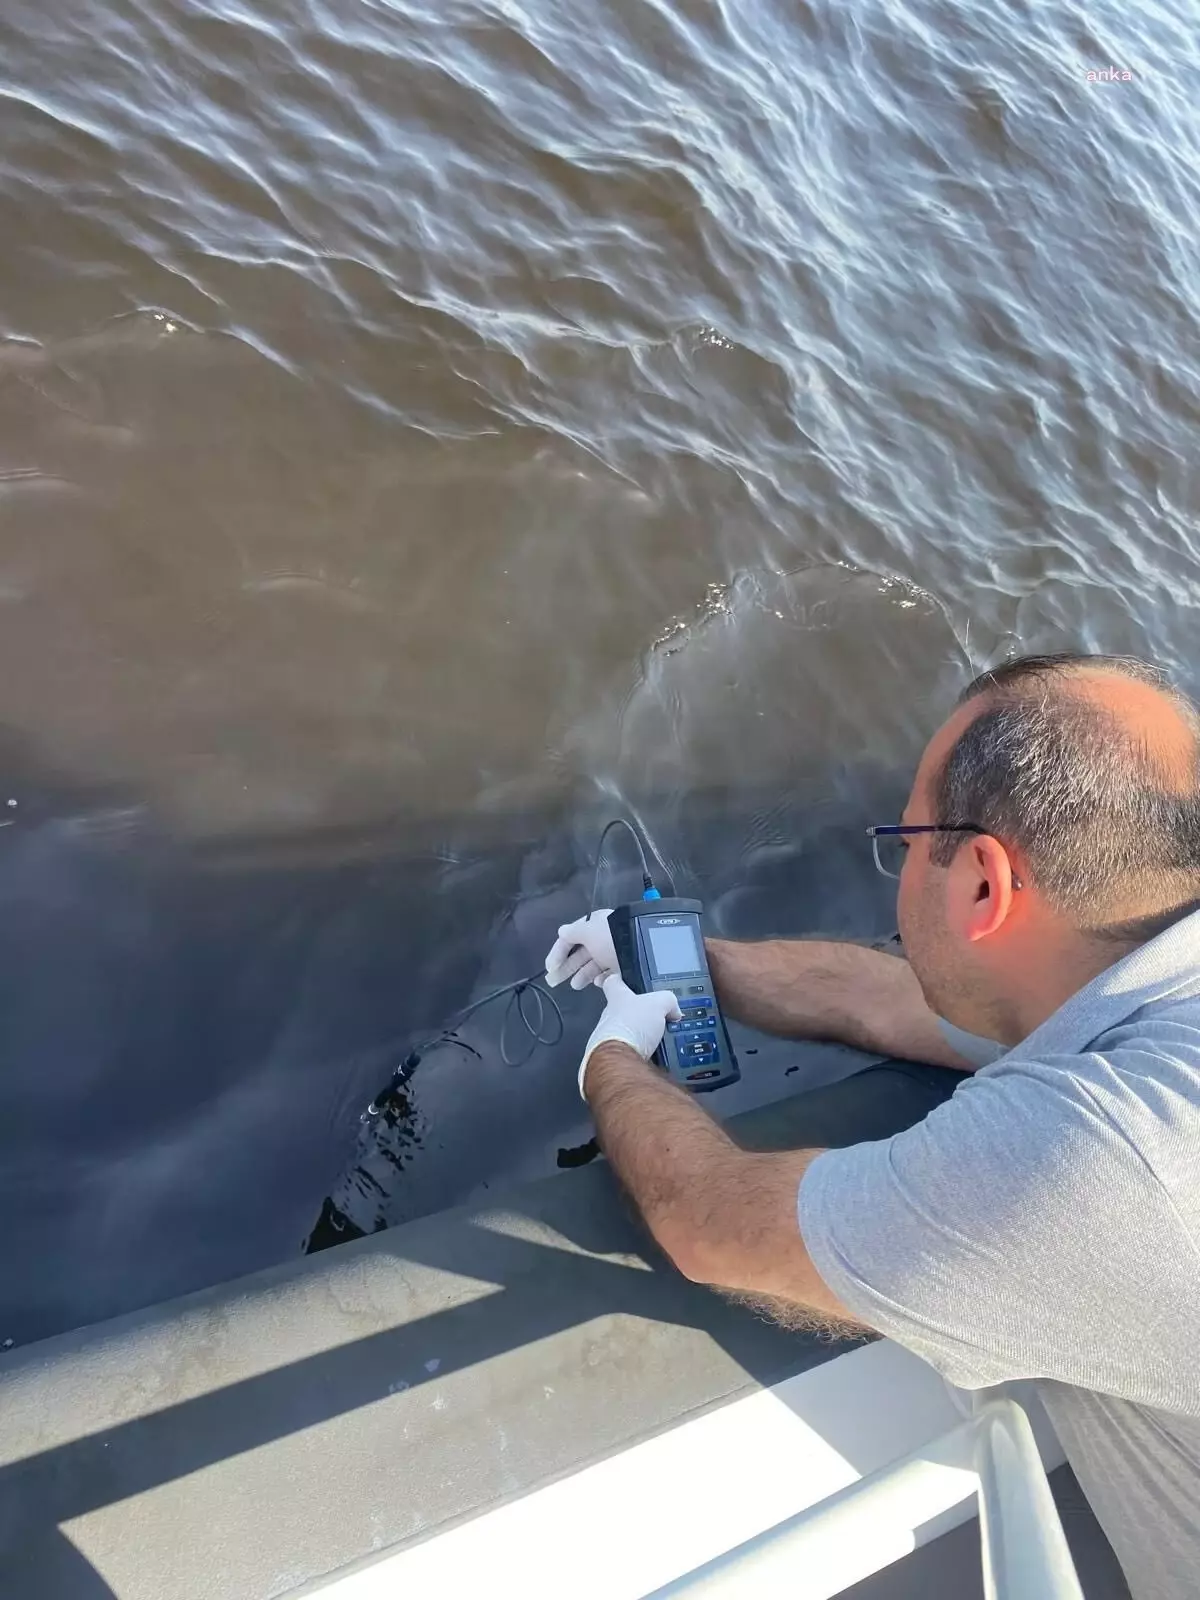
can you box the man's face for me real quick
[895,799,958,1023]
[894,703,982,1028]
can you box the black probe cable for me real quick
[360,971,563,1118]
[361,818,663,1120]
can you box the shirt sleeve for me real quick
[798,1051,1182,1395]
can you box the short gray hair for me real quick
[930,653,1200,933]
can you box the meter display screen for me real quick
[646,921,702,976]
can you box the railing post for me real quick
[974,1396,1085,1600]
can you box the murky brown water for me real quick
[1,0,1198,1342]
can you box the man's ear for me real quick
[958,834,1020,941]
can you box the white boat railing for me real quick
[650,1392,1085,1600]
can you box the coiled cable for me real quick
[361,816,659,1118]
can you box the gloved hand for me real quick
[544,909,617,990]
[578,973,682,1098]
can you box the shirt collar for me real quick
[1006,905,1200,1061]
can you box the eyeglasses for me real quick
[866,823,1023,889]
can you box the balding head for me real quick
[923,653,1200,938]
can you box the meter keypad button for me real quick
[678,1034,719,1065]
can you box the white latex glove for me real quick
[578,973,682,1098]
[544,909,617,991]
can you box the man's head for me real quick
[898,653,1200,1043]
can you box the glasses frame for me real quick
[866,823,1023,889]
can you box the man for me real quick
[545,652,1200,1600]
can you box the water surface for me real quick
[1,0,1198,1342]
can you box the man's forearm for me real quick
[584,1040,736,1269]
[704,937,969,1068]
[583,1040,856,1320]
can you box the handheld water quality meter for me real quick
[608,897,740,1092]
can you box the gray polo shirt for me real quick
[800,909,1200,1600]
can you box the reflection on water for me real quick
[0,0,1198,1341]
